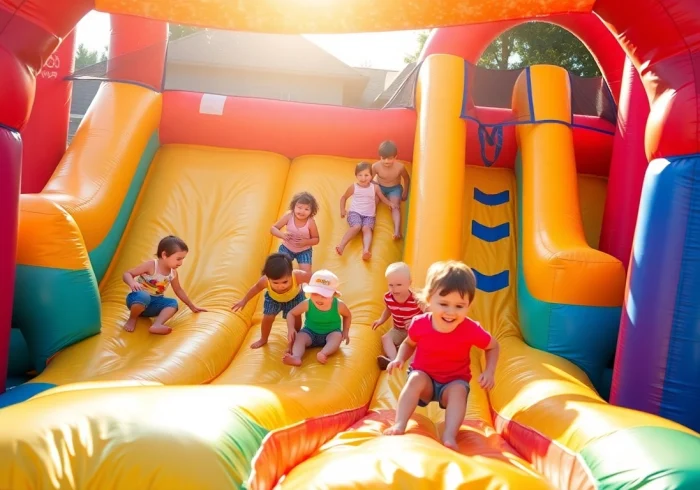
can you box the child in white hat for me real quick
[284,269,352,366]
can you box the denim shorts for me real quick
[126,291,178,318]
[263,289,305,318]
[279,244,313,265]
[299,327,341,348]
[408,368,470,409]
[379,183,403,199]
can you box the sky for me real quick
[75,11,426,71]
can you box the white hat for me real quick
[303,270,341,298]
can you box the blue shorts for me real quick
[279,244,313,265]
[263,289,305,318]
[408,368,470,409]
[299,327,341,348]
[379,183,403,199]
[126,291,178,318]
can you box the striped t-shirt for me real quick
[384,291,422,329]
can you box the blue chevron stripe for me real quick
[471,220,510,242]
[472,269,509,293]
[474,188,510,206]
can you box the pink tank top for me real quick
[283,214,311,253]
[349,183,377,217]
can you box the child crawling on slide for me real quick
[384,260,500,450]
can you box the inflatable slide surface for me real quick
[1,58,699,490]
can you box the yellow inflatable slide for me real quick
[2,56,699,490]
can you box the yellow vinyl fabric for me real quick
[41,83,161,255]
[94,0,594,33]
[34,145,290,386]
[513,65,625,307]
[404,54,466,284]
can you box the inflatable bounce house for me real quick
[1,0,700,488]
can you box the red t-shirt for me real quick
[408,313,492,383]
[384,291,422,329]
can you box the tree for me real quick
[477,22,601,77]
[74,43,107,69]
[404,22,600,77]
[403,31,429,63]
[169,24,203,41]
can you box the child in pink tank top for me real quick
[336,162,397,261]
[271,191,320,273]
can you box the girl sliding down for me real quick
[231,253,311,349]
[336,161,397,260]
[271,191,320,273]
[122,235,206,335]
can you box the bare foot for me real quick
[123,317,137,332]
[149,324,172,335]
[442,437,459,451]
[282,353,302,366]
[392,233,402,240]
[362,250,372,261]
[250,338,268,349]
[317,351,328,364]
[335,245,344,256]
[383,423,407,436]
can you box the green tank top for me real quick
[305,297,341,335]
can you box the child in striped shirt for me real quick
[372,262,423,370]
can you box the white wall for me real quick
[165,63,345,105]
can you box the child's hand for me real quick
[478,369,496,391]
[130,282,143,292]
[231,300,247,312]
[401,191,408,201]
[340,209,346,218]
[342,330,350,345]
[190,305,208,313]
[371,319,382,330]
[386,359,403,374]
[288,328,296,344]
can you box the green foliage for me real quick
[477,22,601,77]
[405,22,601,77]
[403,31,429,63]
[168,24,203,41]
[74,43,108,69]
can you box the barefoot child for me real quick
[372,262,423,370]
[372,140,410,240]
[336,161,397,260]
[122,235,206,335]
[283,270,352,366]
[231,253,311,349]
[271,191,320,273]
[384,261,500,450]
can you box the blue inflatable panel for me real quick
[613,154,700,432]
[0,382,55,410]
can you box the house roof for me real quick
[370,62,418,108]
[354,67,400,107]
[167,29,366,80]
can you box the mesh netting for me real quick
[383,60,617,125]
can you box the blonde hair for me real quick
[385,262,411,279]
[417,260,477,308]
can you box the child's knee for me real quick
[126,290,150,309]
[361,225,373,233]
[407,370,431,388]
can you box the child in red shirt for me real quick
[372,262,423,370]
[384,260,500,450]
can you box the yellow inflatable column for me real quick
[404,54,466,286]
